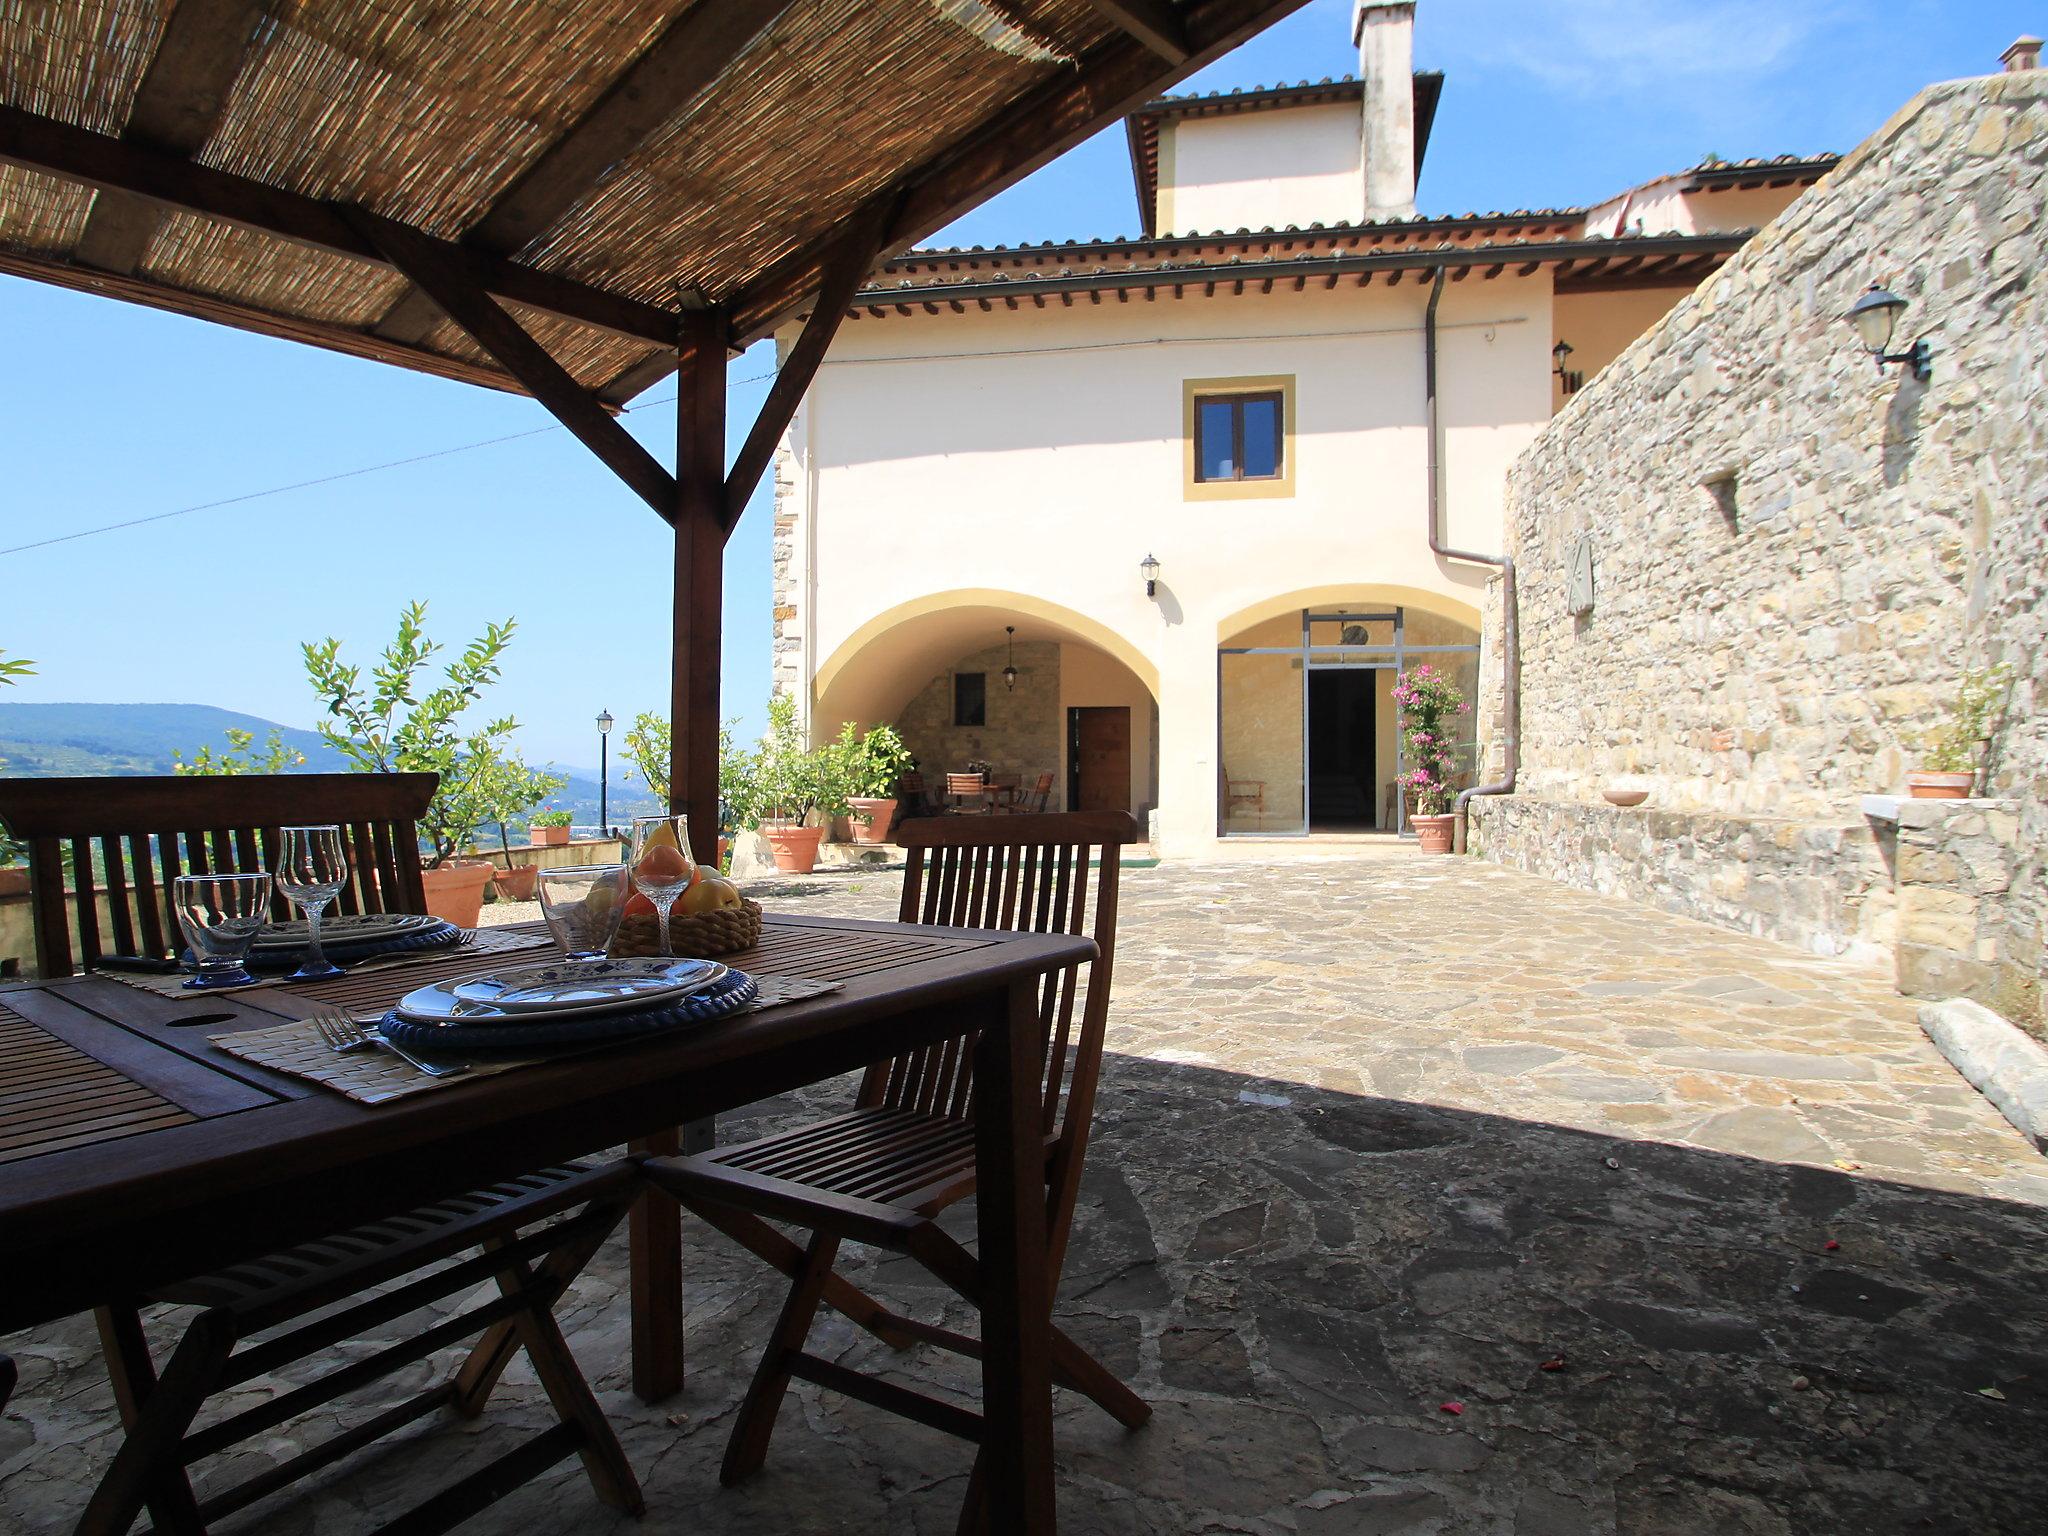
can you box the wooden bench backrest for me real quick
[0,773,438,976]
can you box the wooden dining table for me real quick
[0,913,1092,1534]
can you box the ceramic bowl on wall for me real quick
[1602,784,1650,808]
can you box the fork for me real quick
[308,1006,467,1078]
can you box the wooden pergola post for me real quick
[671,307,727,868]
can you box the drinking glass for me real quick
[275,825,351,980]
[629,814,695,959]
[537,863,631,960]
[171,872,272,989]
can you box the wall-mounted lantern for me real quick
[1140,552,1160,597]
[1551,339,1583,395]
[1001,625,1018,692]
[1844,284,1933,381]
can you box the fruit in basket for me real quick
[623,891,657,920]
[635,842,688,887]
[678,874,743,915]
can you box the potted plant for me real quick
[528,807,574,846]
[1393,664,1468,854]
[1908,665,2011,799]
[623,709,749,867]
[835,721,916,844]
[750,696,853,873]
[303,602,562,925]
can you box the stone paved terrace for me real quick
[6,857,2048,1532]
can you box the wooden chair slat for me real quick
[0,775,438,976]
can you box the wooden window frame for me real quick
[1183,374,1296,501]
[953,671,987,727]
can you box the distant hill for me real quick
[0,701,659,833]
[0,702,341,776]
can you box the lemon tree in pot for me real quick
[834,721,915,845]
[1393,664,1468,854]
[750,696,853,874]
[303,602,561,925]
[1908,665,2011,800]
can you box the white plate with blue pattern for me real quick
[396,957,727,1024]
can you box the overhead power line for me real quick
[1,368,778,558]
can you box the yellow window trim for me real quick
[1183,374,1296,501]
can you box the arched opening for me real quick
[1217,593,1481,836]
[814,594,1160,820]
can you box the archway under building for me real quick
[1217,588,1482,837]
[813,593,1160,821]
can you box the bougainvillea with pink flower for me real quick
[1391,664,1468,816]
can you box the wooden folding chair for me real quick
[1006,771,1055,814]
[943,771,989,814]
[81,1163,643,1535]
[895,771,940,821]
[640,811,1147,1511]
[0,772,438,976]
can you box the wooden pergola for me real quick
[0,0,1307,867]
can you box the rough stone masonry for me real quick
[1473,66,2047,1037]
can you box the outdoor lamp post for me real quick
[1844,284,1933,381]
[596,708,613,834]
[1140,552,1160,597]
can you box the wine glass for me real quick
[171,872,271,989]
[629,814,695,959]
[537,863,631,960]
[275,825,351,980]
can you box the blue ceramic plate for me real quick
[399,956,725,1024]
[380,969,758,1055]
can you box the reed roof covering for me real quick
[0,0,1309,403]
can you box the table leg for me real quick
[629,1126,685,1402]
[973,977,1056,1533]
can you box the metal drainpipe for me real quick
[1422,267,1519,853]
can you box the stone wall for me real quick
[1893,798,2031,1022]
[894,640,1062,799]
[1477,69,2046,1031]
[1467,798,1896,962]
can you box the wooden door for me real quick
[1069,708,1131,814]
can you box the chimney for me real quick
[1354,2,1417,219]
[2002,35,2042,71]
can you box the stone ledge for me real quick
[1920,997,2048,1155]
[1467,795,1892,962]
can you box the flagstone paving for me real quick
[6,856,2047,1533]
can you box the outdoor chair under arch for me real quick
[640,811,1149,1503]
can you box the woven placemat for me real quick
[208,973,844,1105]
[97,924,546,1000]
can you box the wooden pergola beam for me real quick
[74,0,265,276]
[725,0,1313,342]
[375,0,795,347]
[1085,0,1192,62]
[722,204,894,534]
[0,245,529,396]
[352,214,678,522]
[0,105,678,347]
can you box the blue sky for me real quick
[0,0,2029,771]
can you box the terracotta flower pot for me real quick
[1411,813,1456,854]
[1906,771,1975,800]
[0,866,29,899]
[421,859,496,927]
[848,797,898,845]
[762,824,824,873]
[529,825,571,846]
[492,863,538,902]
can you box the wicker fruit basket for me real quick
[610,899,763,959]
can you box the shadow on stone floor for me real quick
[5,1049,2046,1534]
